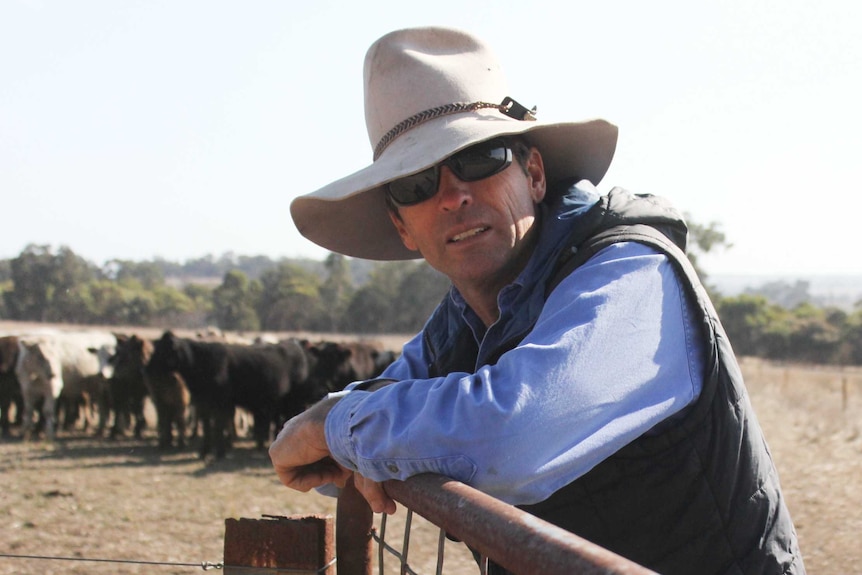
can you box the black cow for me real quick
[271,337,318,415]
[0,336,24,438]
[147,331,310,459]
[304,340,399,395]
[108,334,150,439]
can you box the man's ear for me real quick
[388,209,419,252]
[526,147,547,204]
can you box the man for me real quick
[270,27,804,574]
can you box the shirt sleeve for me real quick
[325,241,706,505]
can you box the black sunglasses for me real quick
[386,138,514,206]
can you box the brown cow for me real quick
[0,336,23,438]
[108,334,150,440]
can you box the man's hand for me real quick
[268,394,397,514]
[269,396,352,492]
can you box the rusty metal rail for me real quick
[336,473,656,575]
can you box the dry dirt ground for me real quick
[1,322,860,574]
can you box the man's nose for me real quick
[436,166,472,211]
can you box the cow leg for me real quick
[95,391,108,437]
[214,408,231,459]
[197,404,213,459]
[0,395,10,438]
[109,408,124,438]
[80,393,93,432]
[57,394,77,431]
[42,394,57,441]
[252,410,271,450]
[13,395,23,427]
[156,403,171,449]
[21,393,37,441]
[175,407,186,449]
[133,399,146,439]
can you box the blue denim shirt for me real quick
[325,181,705,505]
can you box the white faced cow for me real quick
[15,331,117,440]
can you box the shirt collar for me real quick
[448,180,601,344]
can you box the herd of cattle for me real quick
[0,328,399,459]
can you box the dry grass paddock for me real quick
[1,321,861,574]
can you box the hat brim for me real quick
[290,115,618,260]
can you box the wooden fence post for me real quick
[223,515,334,574]
[336,477,373,575]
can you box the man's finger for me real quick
[275,457,352,491]
[354,474,397,515]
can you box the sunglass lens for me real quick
[450,141,510,181]
[388,167,438,205]
[387,139,513,206]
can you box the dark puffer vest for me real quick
[423,189,805,574]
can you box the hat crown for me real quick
[363,27,508,155]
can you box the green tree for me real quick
[256,263,323,331]
[319,253,354,331]
[343,261,410,333]
[180,283,215,328]
[3,244,97,321]
[105,259,166,289]
[786,303,843,364]
[717,294,790,358]
[391,262,450,332]
[0,279,11,319]
[79,279,130,324]
[212,270,261,331]
[841,308,862,365]
[344,283,393,333]
[4,244,57,320]
[685,214,731,288]
[342,260,449,333]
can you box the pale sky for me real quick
[2,0,860,277]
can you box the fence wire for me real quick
[0,552,337,574]
[370,510,486,575]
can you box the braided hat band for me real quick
[373,97,537,161]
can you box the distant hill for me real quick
[709,274,862,310]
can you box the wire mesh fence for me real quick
[336,475,657,575]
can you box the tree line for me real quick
[1,232,860,366]
[0,244,449,335]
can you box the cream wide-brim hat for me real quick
[290,27,618,261]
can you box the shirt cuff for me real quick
[324,389,368,472]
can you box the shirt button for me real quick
[386,463,399,473]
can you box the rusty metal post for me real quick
[336,477,373,575]
[384,474,657,575]
[223,515,334,574]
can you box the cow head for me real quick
[0,336,19,374]
[87,344,117,379]
[112,334,154,379]
[147,331,187,376]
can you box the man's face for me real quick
[388,146,547,294]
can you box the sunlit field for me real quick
[1,322,860,574]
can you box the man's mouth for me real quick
[449,227,489,243]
